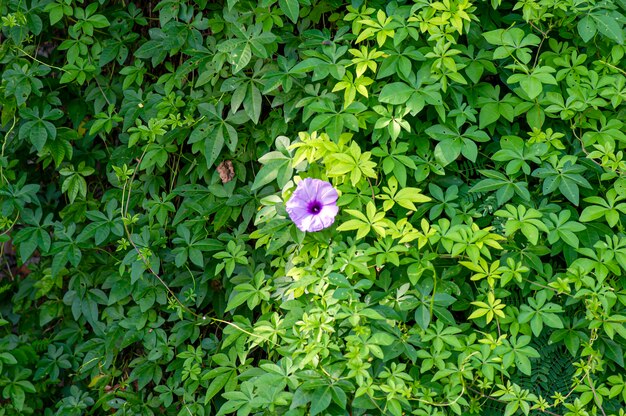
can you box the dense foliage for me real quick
[2,0,626,414]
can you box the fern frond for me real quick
[0,284,12,296]
[31,339,51,353]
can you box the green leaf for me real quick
[593,13,624,44]
[519,76,543,100]
[369,332,395,345]
[30,122,49,152]
[379,82,413,105]
[434,140,461,166]
[279,0,300,24]
[578,15,597,42]
[479,103,500,128]
[415,305,431,330]
[204,127,225,169]
[46,3,66,25]
[225,288,253,312]
[252,157,291,190]
[579,205,606,222]
[615,178,626,196]
[243,85,262,124]
[310,388,332,416]
[542,313,563,329]
[62,174,87,203]
[394,188,431,210]
[204,371,235,404]
[0,352,17,365]
[108,279,131,305]
[232,44,252,74]
[603,338,625,367]
[11,387,25,411]
[559,178,580,206]
[89,14,110,28]
[135,40,167,66]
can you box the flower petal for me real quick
[286,194,307,210]
[298,214,315,232]
[299,178,319,202]
[307,216,326,232]
[286,178,339,232]
[317,182,338,205]
[286,205,310,225]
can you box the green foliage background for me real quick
[2,0,626,415]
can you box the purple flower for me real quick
[286,178,339,232]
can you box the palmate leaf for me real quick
[498,335,541,376]
[337,201,389,239]
[77,200,124,245]
[134,37,168,66]
[508,66,557,99]
[578,189,626,227]
[49,225,82,277]
[395,188,431,210]
[532,157,592,205]
[189,105,241,169]
[0,176,41,215]
[469,292,505,324]
[12,208,53,261]
[492,135,547,175]
[518,290,564,337]
[18,105,62,152]
[252,136,293,190]
[43,136,73,167]
[372,141,416,187]
[61,163,93,204]
[13,226,49,261]
[308,102,365,141]
[470,169,530,205]
[380,177,430,211]
[217,382,255,416]
[326,141,376,186]
[495,204,548,245]
[546,211,586,248]
[378,70,440,116]
[427,124,489,166]
[204,352,238,405]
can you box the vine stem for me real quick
[0,116,17,186]
[587,371,607,416]
[16,47,66,72]
[122,216,198,317]
[466,330,601,416]
[120,148,200,319]
[94,76,112,107]
[119,147,280,345]
[366,177,375,200]
[466,387,562,416]
[597,60,626,77]
[528,21,552,69]
[0,213,20,274]
[210,317,274,345]
[555,329,598,406]
[568,121,626,176]
[371,351,479,409]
